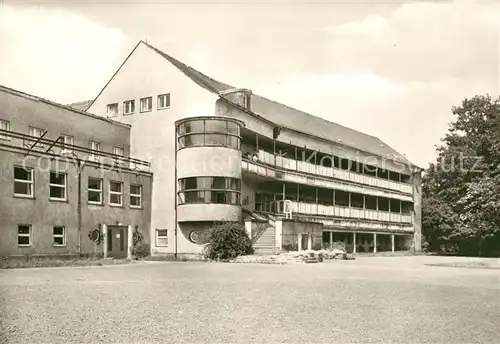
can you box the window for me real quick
[176,118,242,150]
[177,177,241,205]
[140,97,152,113]
[109,181,123,206]
[53,226,65,247]
[89,141,100,162]
[130,184,142,208]
[107,103,118,117]
[158,94,170,110]
[18,225,31,246]
[0,119,10,140]
[28,126,45,148]
[49,172,67,201]
[60,134,74,154]
[123,100,135,115]
[113,146,124,166]
[113,146,124,156]
[14,166,34,197]
[88,178,103,204]
[156,229,168,246]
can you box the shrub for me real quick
[131,243,150,259]
[205,222,254,260]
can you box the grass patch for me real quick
[0,256,130,269]
[427,260,500,270]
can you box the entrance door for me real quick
[301,233,309,251]
[107,226,128,258]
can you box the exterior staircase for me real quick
[243,209,281,255]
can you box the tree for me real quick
[422,95,500,256]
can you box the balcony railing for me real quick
[257,150,413,194]
[242,159,413,202]
[0,129,151,172]
[259,200,413,224]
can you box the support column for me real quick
[102,224,108,258]
[373,233,377,253]
[363,195,366,218]
[127,225,133,260]
[307,233,312,251]
[298,233,302,251]
[348,192,352,217]
[353,232,357,254]
[245,220,252,240]
[256,133,259,151]
[391,234,395,253]
[329,231,333,247]
[275,220,282,250]
[315,187,319,214]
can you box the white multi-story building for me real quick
[86,41,422,256]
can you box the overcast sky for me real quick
[0,0,498,167]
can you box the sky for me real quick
[0,0,498,168]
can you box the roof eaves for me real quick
[0,84,131,129]
[220,98,417,168]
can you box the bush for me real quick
[131,243,150,259]
[205,222,254,260]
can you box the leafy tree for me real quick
[422,95,500,256]
[205,222,254,260]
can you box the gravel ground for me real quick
[1,256,499,343]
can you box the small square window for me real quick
[27,126,45,148]
[88,178,103,204]
[0,119,10,140]
[140,97,153,113]
[123,100,135,115]
[158,94,170,110]
[107,103,118,117]
[156,229,168,246]
[60,135,74,154]
[14,166,34,198]
[18,224,31,246]
[109,181,123,206]
[53,226,66,247]
[89,141,100,162]
[113,146,124,156]
[113,147,125,166]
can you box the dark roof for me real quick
[67,100,93,112]
[145,41,414,166]
[0,85,130,128]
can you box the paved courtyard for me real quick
[1,256,499,343]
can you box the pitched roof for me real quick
[147,41,415,166]
[67,100,93,112]
[0,84,130,128]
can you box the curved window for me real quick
[177,118,242,150]
[178,177,241,205]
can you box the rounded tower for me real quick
[175,116,245,246]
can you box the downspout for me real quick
[174,124,178,259]
[77,159,82,255]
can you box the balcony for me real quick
[242,159,413,202]
[254,150,413,194]
[260,200,413,225]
